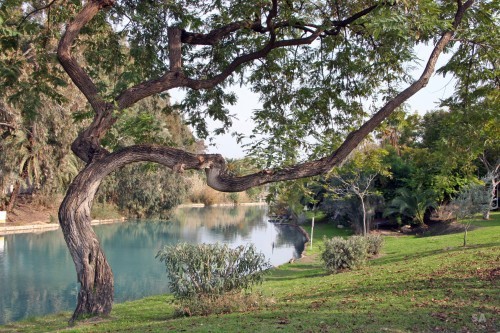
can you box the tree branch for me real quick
[168,27,182,71]
[115,3,379,109]
[324,4,379,36]
[181,20,260,45]
[63,0,474,172]
[57,0,114,113]
[57,0,117,163]
[0,122,16,130]
[18,0,58,28]
[198,0,475,192]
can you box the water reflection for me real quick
[0,205,306,325]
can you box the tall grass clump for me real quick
[157,242,272,316]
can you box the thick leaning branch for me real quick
[111,1,474,193]
[199,0,475,192]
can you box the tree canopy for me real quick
[2,0,497,322]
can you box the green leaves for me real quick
[156,242,271,299]
[383,187,437,226]
[321,236,368,273]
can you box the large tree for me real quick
[9,0,484,321]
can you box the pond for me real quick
[0,205,307,325]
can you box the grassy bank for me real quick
[1,213,499,333]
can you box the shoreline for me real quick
[176,202,268,208]
[0,218,127,236]
[0,202,268,236]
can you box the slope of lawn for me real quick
[1,213,498,333]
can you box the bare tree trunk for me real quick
[6,181,21,213]
[58,164,114,323]
[360,195,367,236]
[482,178,498,220]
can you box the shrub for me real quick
[366,234,384,256]
[156,242,271,315]
[199,187,222,206]
[321,236,367,273]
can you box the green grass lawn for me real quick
[1,213,499,333]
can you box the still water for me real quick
[0,205,306,324]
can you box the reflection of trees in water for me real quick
[172,206,267,242]
[96,220,180,248]
[0,279,78,325]
[95,206,268,249]
[0,232,77,324]
[274,225,307,259]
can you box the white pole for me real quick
[310,215,315,250]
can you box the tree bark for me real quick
[6,180,20,213]
[58,163,114,322]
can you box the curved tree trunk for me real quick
[54,0,474,322]
[58,163,114,322]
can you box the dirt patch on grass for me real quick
[371,221,479,237]
[295,253,319,264]
[4,198,60,225]
[422,221,477,236]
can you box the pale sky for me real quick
[170,44,456,159]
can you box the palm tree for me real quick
[384,187,437,226]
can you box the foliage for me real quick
[156,243,271,300]
[436,0,499,175]
[91,202,123,220]
[365,234,384,256]
[0,0,494,322]
[97,163,189,219]
[375,108,422,151]
[384,187,437,226]
[268,179,312,218]
[451,183,492,221]
[450,182,492,246]
[0,3,89,208]
[326,146,390,235]
[96,97,200,218]
[321,236,368,273]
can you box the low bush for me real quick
[156,242,271,316]
[321,236,368,273]
[366,234,384,256]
